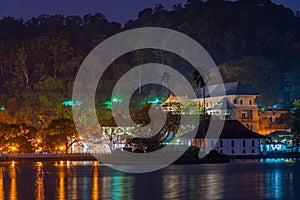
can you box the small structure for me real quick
[263,131,294,153]
[260,110,290,134]
[160,95,190,113]
[191,120,265,156]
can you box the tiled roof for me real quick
[195,120,265,139]
[195,82,257,98]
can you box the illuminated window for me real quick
[242,110,253,119]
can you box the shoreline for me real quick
[1,153,299,163]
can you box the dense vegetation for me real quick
[0,0,299,152]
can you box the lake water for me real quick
[0,159,299,199]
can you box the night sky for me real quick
[0,0,299,25]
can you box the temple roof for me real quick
[208,97,235,111]
[195,120,265,139]
[195,82,258,98]
[161,95,189,105]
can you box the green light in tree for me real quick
[0,105,5,111]
[147,97,163,105]
[103,101,112,109]
[62,100,82,107]
[103,95,123,110]
[111,97,123,104]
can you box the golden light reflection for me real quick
[0,168,5,199]
[35,163,45,200]
[72,177,77,199]
[57,167,65,200]
[101,176,108,199]
[92,166,99,200]
[163,175,180,199]
[205,173,224,199]
[9,165,17,200]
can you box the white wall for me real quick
[213,138,261,156]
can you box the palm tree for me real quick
[160,72,171,97]
[193,70,206,146]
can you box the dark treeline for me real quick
[0,0,299,129]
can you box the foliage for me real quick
[0,1,299,153]
[41,118,79,153]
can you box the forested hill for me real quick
[0,0,299,126]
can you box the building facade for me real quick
[192,82,260,133]
[191,120,265,156]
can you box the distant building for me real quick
[260,110,290,134]
[193,82,260,133]
[161,82,261,133]
[190,120,265,156]
[263,131,294,153]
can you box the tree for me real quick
[42,118,79,153]
[49,37,73,78]
[0,123,37,153]
[160,71,171,97]
[193,70,206,117]
[15,46,29,85]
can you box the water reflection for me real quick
[92,166,98,200]
[57,166,65,200]
[260,170,284,199]
[0,167,4,199]
[35,162,45,200]
[71,176,77,199]
[163,175,181,199]
[0,161,298,199]
[8,164,17,200]
[101,175,134,200]
[162,173,225,199]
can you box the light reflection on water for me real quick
[9,165,17,200]
[0,168,4,199]
[35,164,44,200]
[0,160,299,199]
